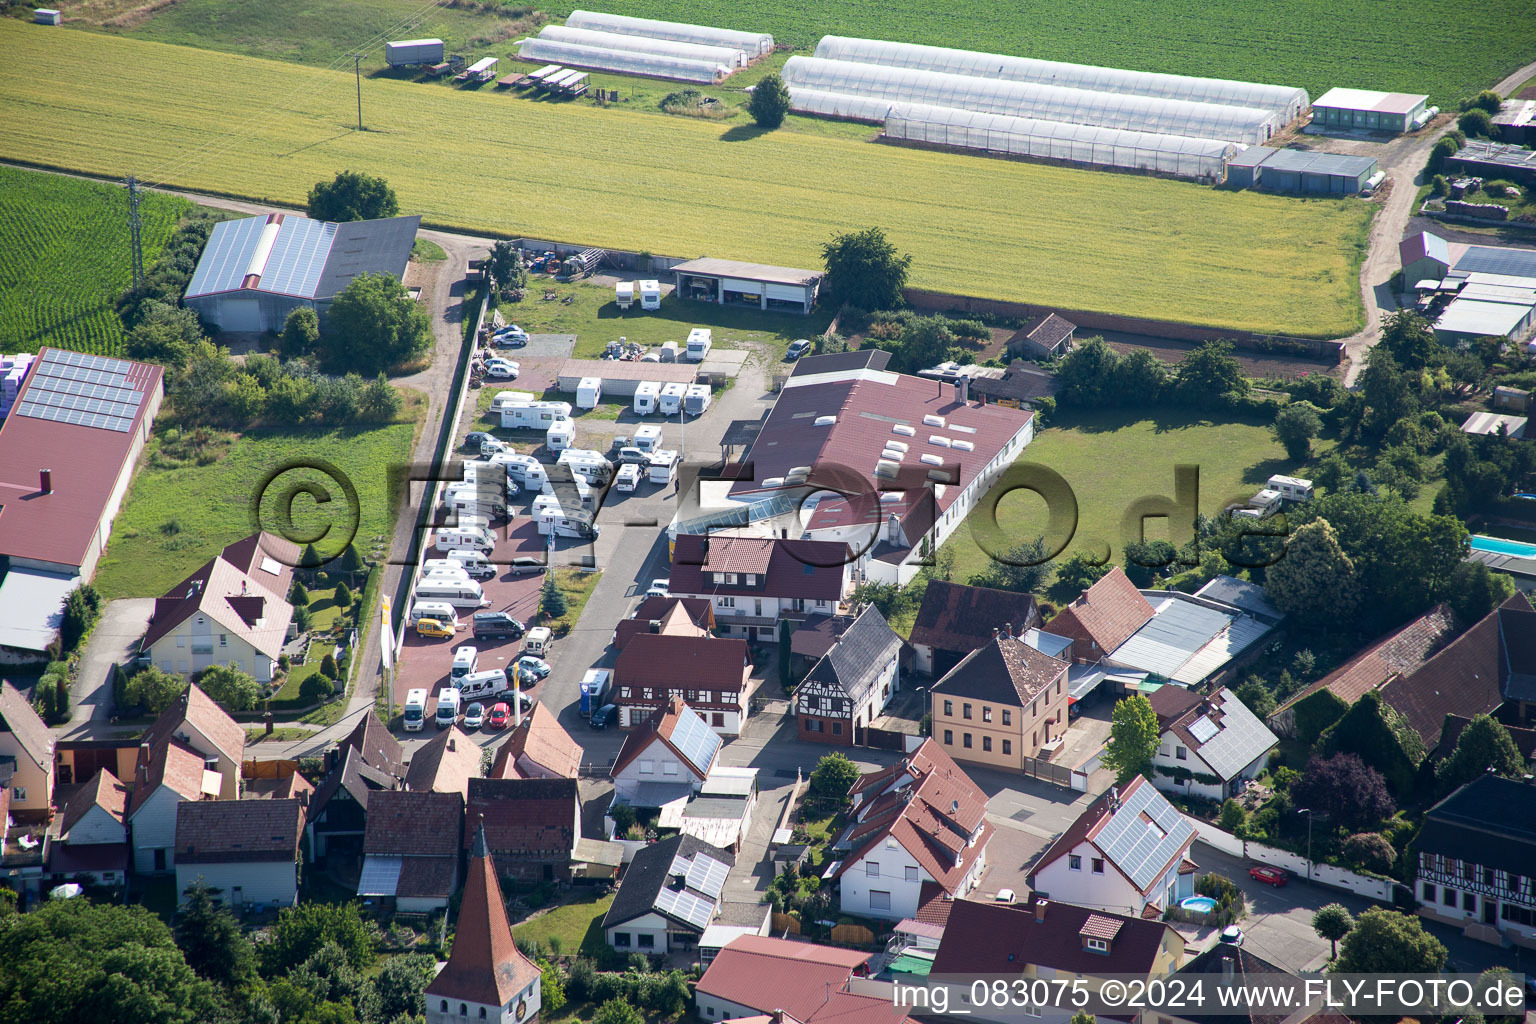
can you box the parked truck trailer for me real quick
[386,38,445,67]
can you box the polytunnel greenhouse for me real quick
[564,10,773,58]
[785,87,900,123]
[536,25,747,68]
[883,103,1244,181]
[782,56,1282,144]
[814,36,1310,122]
[516,37,729,83]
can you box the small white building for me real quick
[127,740,222,873]
[50,768,131,887]
[1148,686,1279,802]
[174,798,303,907]
[610,697,721,805]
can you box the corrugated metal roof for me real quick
[1248,146,1378,177]
[186,213,419,300]
[1313,87,1427,114]
[1435,298,1532,337]
[1170,613,1273,685]
[1109,597,1231,678]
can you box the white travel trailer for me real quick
[576,377,602,409]
[491,452,546,489]
[648,449,679,486]
[490,390,537,414]
[632,424,663,451]
[557,448,613,481]
[421,563,473,584]
[658,341,680,362]
[615,281,634,309]
[1266,474,1315,502]
[434,526,496,552]
[501,401,573,430]
[536,506,600,539]
[684,383,711,416]
[685,327,712,361]
[658,382,686,415]
[541,475,597,512]
[639,279,661,310]
[547,417,575,452]
[460,461,508,496]
[614,463,643,492]
[414,577,491,609]
[633,381,660,415]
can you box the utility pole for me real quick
[353,54,364,130]
[125,176,144,290]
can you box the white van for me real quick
[648,449,679,486]
[409,600,460,628]
[404,688,429,731]
[615,281,634,309]
[435,526,496,553]
[658,382,686,415]
[638,279,661,310]
[685,328,712,361]
[451,645,479,679]
[458,668,507,703]
[416,578,491,608]
[576,377,602,409]
[632,424,663,452]
[434,687,461,728]
[543,474,596,512]
[633,381,660,415]
[492,452,546,490]
[685,383,712,416]
[547,417,575,452]
[523,626,553,656]
[445,549,497,579]
[614,463,642,492]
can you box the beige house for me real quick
[930,630,1070,769]
[0,681,55,822]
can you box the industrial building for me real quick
[671,258,822,314]
[1445,139,1536,187]
[183,212,420,333]
[1310,87,1430,133]
[1224,146,1380,194]
[0,348,163,654]
[1400,232,1536,345]
[1492,99,1536,145]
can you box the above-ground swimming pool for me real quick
[1471,535,1536,558]
[1180,896,1219,913]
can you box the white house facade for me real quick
[838,833,986,921]
[176,858,297,907]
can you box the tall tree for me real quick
[1292,752,1394,832]
[1172,340,1248,407]
[1054,553,1110,599]
[540,574,568,619]
[1102,694,1160,784]
[125,300,206,372]
[1271,402,1323,460]
[175,882,253,987]
[1054,337,1121,407]
[320,273,431,375]
[59,583,102,653]
[1263,519,1359,629]
[485,239,524,291]
[1445,560,1516,624]
[1359,348,1415,440]
[821,227,912,311]
[1334,908,1447,974]
[306,170,399,222]
[259,902,375,976]
[1436,714,1526,789]
[194,664,260,712]
[1311,904,1354,961]
[1378,310,1441,371]
[968,537,1054,594]
[809,752,860,803]
[748,72,792,129]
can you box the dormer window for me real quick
[1085,938,1109,953]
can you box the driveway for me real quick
[62,598,154,737]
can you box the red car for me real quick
[1249,866,1289,887]
[486,702,512,729]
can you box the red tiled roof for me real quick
[0,349,163,568]
[698,936,907,1024]
[140,533,298,661]
[615,597,714,650]
[141,682,246,771]
[909,582,1041,655]
[175,797,302,863]
[463,777,578,857]
[0,680,54,771]
[428,825,541,1006]
[1045,568,1154,658]
[930,634,1068,707]
[616,633,750,690]
[932,898,1171,977]
[404,726,482,798]
[490,702,582,779]
[243,771,316,806]
[670,535,850,602]
[913,882,954,927]
[127,739,212,819]
[1276,603,1458,714]
[60,768,128,837]
[364,790,463,856]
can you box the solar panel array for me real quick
[668,705,723,776]
[1458,245,1536,283]
[655,885,715,928]
[1190,693,1279,779]
[356,855,403,896]
[1095,782,1195,891]
[16,349,146,432]
[263,218,337,297]
[673,851,730,898]
[1188,715,1219,743]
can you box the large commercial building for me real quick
[1224,146,1380,194]
[183,212,420,333]
[1311,87,1430,133]
[1400,232,1536,346]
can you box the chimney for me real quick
[886,513,901,545]
[959,376,969,404]
[1109,785,1120,809]
[136,741,150,781]
[992,627,1000,639]
[649,619,662,633]
[1034,897,1047,922]
[448,737,456,752]
[1005,621,1013,639]
[39,468,52,494]
[1221,954,1235,983]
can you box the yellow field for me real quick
[0,23,1371,336]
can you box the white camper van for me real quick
[557,448,613,482]
[491,452,546,489]
[546,417,575,452]
[648,449,679,486]
[685,328,712,361]
[404,688,429,731]
[416,577,491,609]
[460,461,508,496]
[501,401,573,430]
[457,669,507,703]
[444,549,496,579]
[615,281,634,309]
[541,474,596,512]
[408,601,460,629]
[658,382,686,415]
[684,383,712,416]
[632,424,663,452]
[434,688,461,728]
[576,377,602,410]
[638,279,661,310]
[523,626,554,656]
[422,562,472,584]
[535,505,599,539]
[434,525,495,553]
[614,463,643,492]
[633,381,660,415]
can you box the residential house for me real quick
[909,581,1041,677]
[795,604,904,744]
[1168,943,1352,1024]
[613,596,715,651]
[49,768,130,887]
[930,630,1070,768]
[831,739,992,921]
[614,630,753,734]
[1414,775,1536,948]
[488,702,583,780]
[602,833,734,953]
[1044,568,1154,664]
[0,681,54,821]
[141,682,246,800]
[0,786,48,898]
[359,789,463,912]
[930,897,1185,1022]
[1028,775,1197,919]
[174,797,303,907]
[1007,313,1077,360]
[425,821,543,1024]
[668,534,852,641]
[405,726,482,799]
[308,717,406,863]
[696,935,910,1024]
[141,532,300,683]
[465,777,580,883]
[611,697,722,807]
[126,738,221,873]
[1148,686,1278,801]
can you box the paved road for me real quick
[61,598,154,737]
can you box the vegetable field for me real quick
[0,25,1372,338]
[0,165,187,356]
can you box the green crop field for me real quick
[0,165,187,356]
[0,24,1372,337]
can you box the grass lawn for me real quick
[0,23,1372,338]
[411,238,447,263]
[0,164,187,356]
[245,726,313,743]
[511,891,613,958]
[93,417,421,598]
[538,569,600,636]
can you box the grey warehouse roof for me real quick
[186,212,420,301]
[1228,146,1378,177]
[671,257,822,286]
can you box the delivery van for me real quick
[523,626,553,656]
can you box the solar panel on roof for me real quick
[357,855,403,896]
[1457,246,1536,282]
[655,886,715,928]
[16,349,146,432]
[1188,716,1219,743]
[1095,783,1195,890]
[668,707,722,776]
[683,852,730,898]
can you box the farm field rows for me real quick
[0,24,1371,337]
[0,165,186,356]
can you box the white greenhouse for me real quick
[536,24,746,67]
[564,10,773,58]
[884,103,1243,181]
[814,36,1309,122]
[516,37,729,83]
[782,56,1281,144]
[785,86,898,123]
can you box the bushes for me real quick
[1460,90,1502,114]
[1428,135,1462,171]
[1195,873,1245,926]
[1457,108,1493,138]
[33,669,71,726]
[1342,832,1396,874]
[747,72,791,129]
[193,664,260,712]
[117,208,226,328]
[299,673,333,705]
[123,665,187,714]
[60,584,103,654]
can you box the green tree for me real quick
[1334,908,1446,974]
[1462,90,1502,114]
[610,801,637,838]
[60,583,102,652]
[1312,903,1354,961]
[334,581,353,609]
[1054,553,1110,598]
[224,373,267,424]
[321,272,431,375]
[294,604,313,633]
[306,170,399,222]
[266,373,316,425]
[968,536,1054,594]
[362,953,434,1023]
[1218,798,1246,833]
[485,240,524,291]
[1457,108,1493,137]
[592,998,645,1024]
[881,315,956,373]
[1102,694,1160,784]
[1312,453,1349,493]
[1173,340,1249,407]
[1436,714,1526,789]
[1054,336,1120,407]
[300,673,333,705]
[281,308,320,358]
[1359,347,1416,440]
[290,581,310,607]
[125,300,205,372]
[126,666,188,714]
[821,226,912,311]
[809,752,860,803]
[1378,310,1441,371]
[1263,519,1359,629]
[301,543,325,570]
[260,902,375,976]
[319,653,339,680]
[538,959,567,1015]
[540,574,568,619]
[1233,678,1276,720]
[1428,135,1461,172]
[1271,402,1323,460]
[1446,560,1516,624]
[175,882,253,987]
[194,664,260,712]
[172,339,237,424]
[357,373,401,421]
[1070,1013,1097,1024]
[748,71,792,129]
[1430,174,1449,197]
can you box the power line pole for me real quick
[353,54,364,130]
[125,176,144,290]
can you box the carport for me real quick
[670,258,823,314]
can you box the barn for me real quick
[1310,88,1430,133]
[670,258,823,314]
[1225,147,1379,194]
[183,212,420,333]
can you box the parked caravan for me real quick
[658,382,686,415]
[444,512,492,534]
[659,341,680,362]
[547,417,575,452]
[638,279,661,310]
[541,475,596,512]
[423,557,485,580]
[501,401,573,430]
[434,688,462,728]
[685,328,713,361]
[422,563,473,584]
[1266,474,1314,502]
[491,452,546,489]
[576,377,602,410]
[416,577,491,609]
[633,381,660,415]
[408,600,460,629]
[404,689,429,731]
[443,549,497,579]
[616,281,634,309]
[684,383,712,416]
[632,424,663,451]
[536,506,599,538]
[557,448,613,482]
[490,390,537,414]
[461,461,508,495]
[443,483,507,517]
[523,626,554,656]
[614,463,642,492]
[648,449,679,486]
[458,669,508,703]
[579,669,612,717]
[451,645,479,679]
